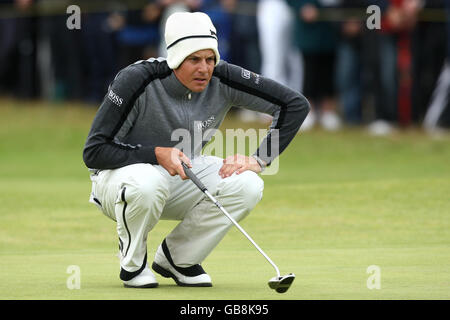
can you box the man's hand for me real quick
[155,147,192,180]
[219,154,264,179]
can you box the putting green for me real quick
[0,101,449,299]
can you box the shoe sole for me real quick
[123,282,158,288]
[152,262,212,287]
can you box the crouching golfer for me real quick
[82,11,310,288]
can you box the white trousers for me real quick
[89,156,264,275]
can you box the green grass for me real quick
[0,99,449,300]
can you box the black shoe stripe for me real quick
[161,239,206,277]
[152,262,212,287]
[120,253,148,281]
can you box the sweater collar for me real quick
[161,71,191,98]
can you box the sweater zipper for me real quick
[183,91,192,132]
[183,92,192,156]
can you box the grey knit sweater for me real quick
[83,58,310,170]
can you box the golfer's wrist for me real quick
[252,155,266,173]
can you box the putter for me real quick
[181,162,295,293]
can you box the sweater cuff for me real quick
[136,145,158,165]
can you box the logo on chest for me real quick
[195,116,216,131]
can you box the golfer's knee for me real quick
[231,171,264,211]
[242,172,264,210]
[123,167,170,207]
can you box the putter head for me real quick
[268,273,295,293]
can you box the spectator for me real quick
[202,0,233,63]
[216,0,267,123]
[82,6,118,104]
[423,0,450,132]
[410,0,447,125]
[236,0,304,124]
[335,0,368,125]
[287,0,342,131]
[44,1,84,101]
[227,0,260,73]
[367,0,421,135]
[0,0,37,99]
[0,0,19,95]
[114,1,162,70]
[158,0,193,59]
[257,0,303,91]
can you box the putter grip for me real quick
[181,162,207,192]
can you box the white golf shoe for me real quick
[123,265,158,288]
[152,240,212,287]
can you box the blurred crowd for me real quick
[0,0,449,134]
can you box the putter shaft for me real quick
[204,189,281,278]
[181,162,281,278]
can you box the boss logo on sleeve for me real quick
[108,89,123,107]
[241,68,251,80]
[241,68,261,85]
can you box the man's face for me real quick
[173,49,216,92]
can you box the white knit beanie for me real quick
[165,12,220,69]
